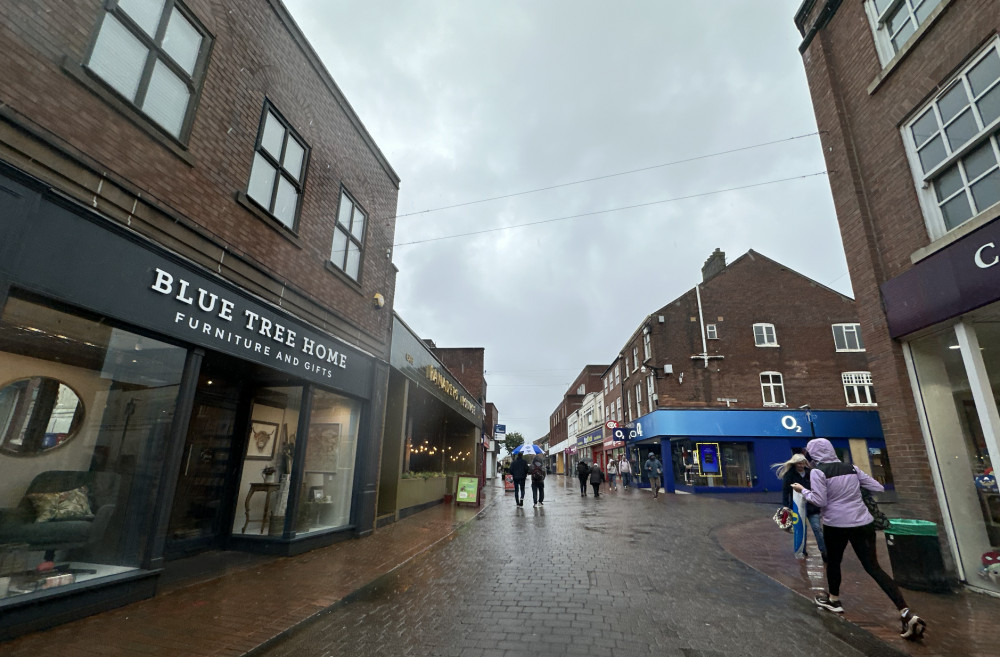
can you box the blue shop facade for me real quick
[624,409,891,494]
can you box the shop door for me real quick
[165,359,246,557]
[721,443,753,488]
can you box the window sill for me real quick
[755,344,781,348]
[61,57,196,167]
[911,203,1000,264]
[847,403,878,407]
[323,261,363,292]
[835,348,867,353]
[867,0,954,97]
[235,192,304,248]
[763,403,788,408]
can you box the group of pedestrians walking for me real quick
[777,437,926,642]
[508,453,547,507]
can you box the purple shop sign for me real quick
[881,218,1000,339]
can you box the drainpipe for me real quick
[695,285,709,368]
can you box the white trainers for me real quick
[900,610,926,640]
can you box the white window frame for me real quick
[902,38,1000,239]
[615,365,621,386]
[632,347,639,372]
[329,189,366,280]
[864,0,945,66]
[706,324,718,340]
[760,372,786,407]
[627,391,634,421]
[753,323,778,347]
[843,371,878,406]
[85,0,211,140]
[646,373,656,410]
[832,323,865,352]
[643,332,651,362]
[616,397,622,422]
[635,383,643,416]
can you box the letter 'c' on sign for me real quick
[975,243,999,269]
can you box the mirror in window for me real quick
[0,377,85,456]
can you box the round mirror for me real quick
[0,377,85,456]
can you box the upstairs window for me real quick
[904,40,1000,237]
[632,347,639,371]
[865,0,943,62]
[843,372,878,406]
[753,323,778,347]
[760,372,786,406]
[86,0,209,139]
[643,332,651,361]
[330,190,366,280]
[833,323,865,351]
[247,103,308,229]
[706,324,718,340]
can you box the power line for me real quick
[392,132,821,219]
[393,171,828,247]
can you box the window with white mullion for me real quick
[635,383,643,416]
[832,323,865,352]
[843,372,877,406]
[760,372,785,406]
[865,0,943,62]
[904,41,1000,235]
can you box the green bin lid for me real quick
[886,519,937,536]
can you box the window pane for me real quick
[941,192,973,230]
[142,60,189,137]
[272,175,298,227]
[350,208,365,241]
[965,141,998,181]
[834,326,847,350]
[917,134,947,173]
[118,0,165,38]
[890,19,916,51]
[88,15,147,102]
[971,169,1000,214]
[283,138,305,181]
[910,108,939,148]
[977,85,1000,127]
[969,50,1000,97]
[345,242,361,280]
[162,8,202,76]
[846,386,859,405]
[873,0,894,16]
[247,153,276,209]
[260,112,285,160]
[945,108,978,151]
[939,84,970,124]
[338,195,353,228]
[330,228,348,267]
[773,385,785,405]
[914,0,942,23]
[935,163,965,201]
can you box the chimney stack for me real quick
[702,248,726,282]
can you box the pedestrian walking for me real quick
[509,453,528,507]
[644,452,663,498]
[791,438,926,641]
[529,456,546,506]
[607,458,618,491]
[773,453,826,560]
[618,456,632,490]
[577,459,590,496]
[589,461,605,497]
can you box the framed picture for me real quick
[308,485,325,502]
[247,420,279,460]
[304,423,340,472]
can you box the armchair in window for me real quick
[0,470,120,566]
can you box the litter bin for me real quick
[884,519,950,593]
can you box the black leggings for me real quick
[823,523,907,610]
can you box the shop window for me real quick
[843,371,878,406]
[903,40,1000,237]
[85,0,210,140]
[753,323,778,347]
[760,372,785,406]
[0,292,186,603]
[329,190,366,281]
[246,102,309,230]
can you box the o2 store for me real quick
[624,408,891,494]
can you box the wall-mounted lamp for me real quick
[373,293,385,309]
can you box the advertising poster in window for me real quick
[696,442,721,477]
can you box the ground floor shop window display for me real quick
[672,441,755,488]
[908,320,1000,594]
[0,292,184,601]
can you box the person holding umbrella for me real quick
[509,453,528,507]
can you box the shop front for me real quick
[377,316,483,524]
[0,168,385,637]
[626,409,889,496]
[882,218,1000,595]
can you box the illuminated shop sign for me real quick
[423,364,477,413]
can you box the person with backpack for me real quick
[529,456,546,506]
[577,459,591,496]
[791,437,926,641]
[509,453,528,507]
[644,452,663,499]
[618,456,632,490]
[589,461,606,497]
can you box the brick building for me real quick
[0,0,400,636]
[546,365,607,474]
[795,0,1000,594]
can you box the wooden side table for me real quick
[242,482,280,534]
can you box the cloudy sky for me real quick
[283,0,850,442]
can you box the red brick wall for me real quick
[0,0,399,354]
[433,347,486,404]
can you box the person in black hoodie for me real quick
[577,459,591,496]
[773,453,826,560]
[509,453,528,507]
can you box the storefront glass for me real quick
[909,324,1000,593]
[0,292,185,601]
[294,388,361,534]
[672,440,755,488]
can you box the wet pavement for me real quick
[2,476,998,656]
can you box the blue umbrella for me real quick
[513,444,543,456]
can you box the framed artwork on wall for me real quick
[247,420,279,460]
[304,423,340,472]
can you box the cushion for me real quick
[26,485,95,523]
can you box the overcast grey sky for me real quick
[283,0,849,442]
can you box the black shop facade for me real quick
[0,168,386,637]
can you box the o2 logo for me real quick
[781,415,803,433]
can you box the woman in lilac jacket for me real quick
[791,438,926,641]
